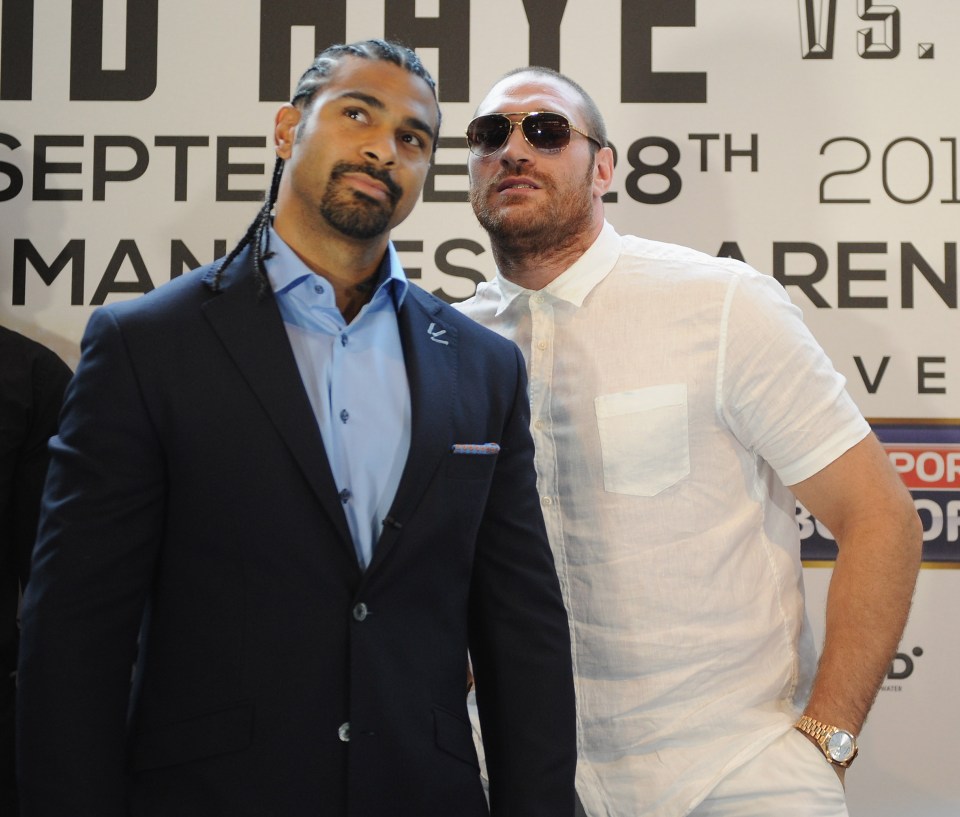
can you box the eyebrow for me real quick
[338,91,435,142]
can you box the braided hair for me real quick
[208,39,440,293]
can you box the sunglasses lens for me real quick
[466,112,576,155]
[467,115,512,156]
[522,113,571,152]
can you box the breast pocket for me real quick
[594,384,690,497]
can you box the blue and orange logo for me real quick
[800,420,960,566]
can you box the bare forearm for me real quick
[805,507,921,733]
[790,433,923,735]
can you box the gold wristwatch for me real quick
[794,715,859,767]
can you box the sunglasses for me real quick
[465,111,601,157]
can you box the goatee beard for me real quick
[321,162,403,240]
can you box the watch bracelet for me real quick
[795,714,837,743]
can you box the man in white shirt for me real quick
[457,67,922,817]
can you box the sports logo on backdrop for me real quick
[799,420,960,565]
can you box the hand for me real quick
[833,764,846,788]
[797,726,847,788]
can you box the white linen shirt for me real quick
[456,221,870,817]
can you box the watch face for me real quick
[826,730,856,762]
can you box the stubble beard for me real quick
[320,162,402,240]
[470,164,596,261]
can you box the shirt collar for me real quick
[487,220,621,315]
[264,227,409,311]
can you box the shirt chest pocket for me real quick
[594,384,690,497]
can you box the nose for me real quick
[499,119,533,166]
[361,129,398,166]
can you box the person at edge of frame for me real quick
[1,326,72,815]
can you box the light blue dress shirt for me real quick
[264,229,411,569]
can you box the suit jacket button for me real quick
[352,603,369,622]
[338,722,350,742]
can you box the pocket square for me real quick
[451,442,501,455]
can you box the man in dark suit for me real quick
[0,326,71,814]
[16,40,576,817]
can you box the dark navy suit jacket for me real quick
[16,250,576,817]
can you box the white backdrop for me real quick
[1,2,957,814]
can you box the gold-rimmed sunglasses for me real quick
[465,111,601,157]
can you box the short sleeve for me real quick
[718,272,870,486]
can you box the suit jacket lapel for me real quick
[200,255,356,561]
[367,287,458,573]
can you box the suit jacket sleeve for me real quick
[468,342,577,817]
[17,308,166,817]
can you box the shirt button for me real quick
[341,334,349,347]
[352,603,369,621]
[340,409,349,424]
[534,419,544,430]
[537,340,547,350]
[338,722,350,742]
[314,283,324,294]
[541,496,553,506]
[339,488,352,503]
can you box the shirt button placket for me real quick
[528,292,554,445]
[527,291,565,598]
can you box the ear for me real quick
[275,104,302,160]
[592,146,615,199]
